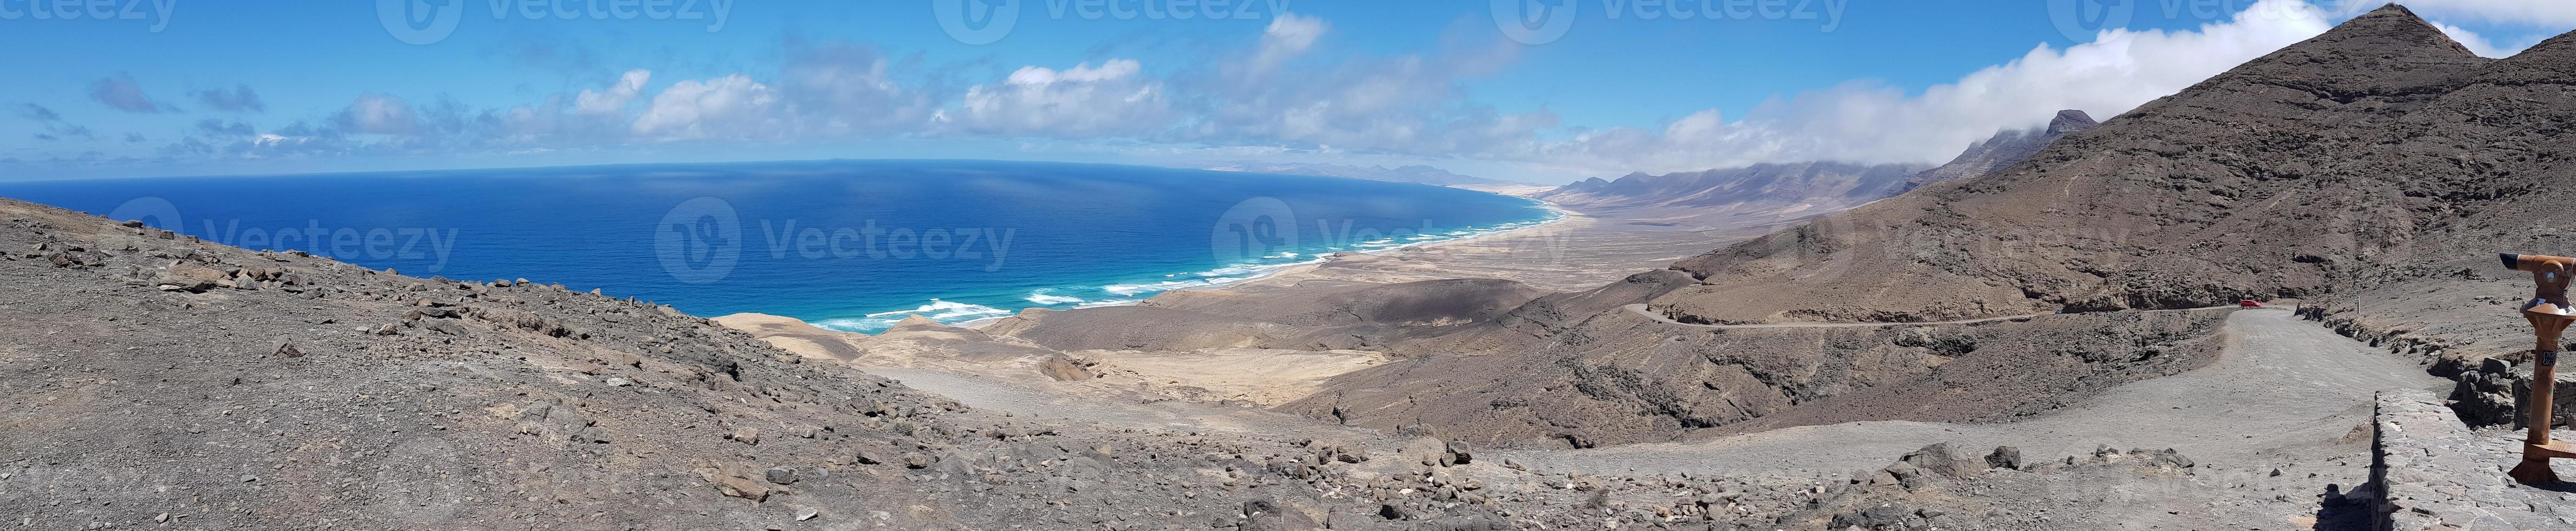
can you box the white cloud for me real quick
[1178,15,1551,156]
[776,42,932,134]
[2433,21,2533,57]
[574,69,651,115]
[1530,0,2336,174]
[2346,0,2576,27]
[1250,13,1326,76]
[630,75,783,140]
[946,59,1174,137]
[336,93,420,135]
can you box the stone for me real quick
[1984,446,2024,470]
[1445,439,1474,465]
[2480,357,2513,375]
[1901,443,1978,478]
[156,281,216,293]
[2148,449,2195,469]
[1883,462,1927,490]
[268,338,304,358]
[765,467,798,485]
[712,475,771,501]
[1830,503,1910,529]
[727,427,759,445]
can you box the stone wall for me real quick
[2371,390,2574,530]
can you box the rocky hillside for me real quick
[1900,109,2100,192]
[1654,4,2513,325]
[1295,4,2576,448]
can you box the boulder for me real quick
[1899,443,1978,478]
[1984,446,2024,470]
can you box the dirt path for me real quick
[863,366,1391,444]
[873,308,2430,475]
[1621,303,2241,329]
[1499,308,2444,476]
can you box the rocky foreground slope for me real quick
[1,188,2301,531]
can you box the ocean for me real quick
[0,159,1556,333]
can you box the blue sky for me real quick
[3,1,2570,183]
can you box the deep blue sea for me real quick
[0,160,1555,333]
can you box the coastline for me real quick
[944,198,1582,331]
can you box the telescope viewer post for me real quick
[2500,253,2576,484]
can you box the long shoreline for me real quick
[939,197,1581,331]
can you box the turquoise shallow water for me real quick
[0,159,1555,333]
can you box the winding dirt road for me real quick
[875,307,2435,482]
[1620,303,2240,329]
[1499,308,2443,476]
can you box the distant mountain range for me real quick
[1902,109,2100,192]
[1528,108,2095,229]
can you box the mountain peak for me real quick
[2187,2,2484,102]
[2046,110,2099,136]
[2294,2,2475,58]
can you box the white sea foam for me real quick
[825,199,1573,334]
[1026,292,1084,305]
[863,299,1012,320]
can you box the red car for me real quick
[2239,300,2264,308]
